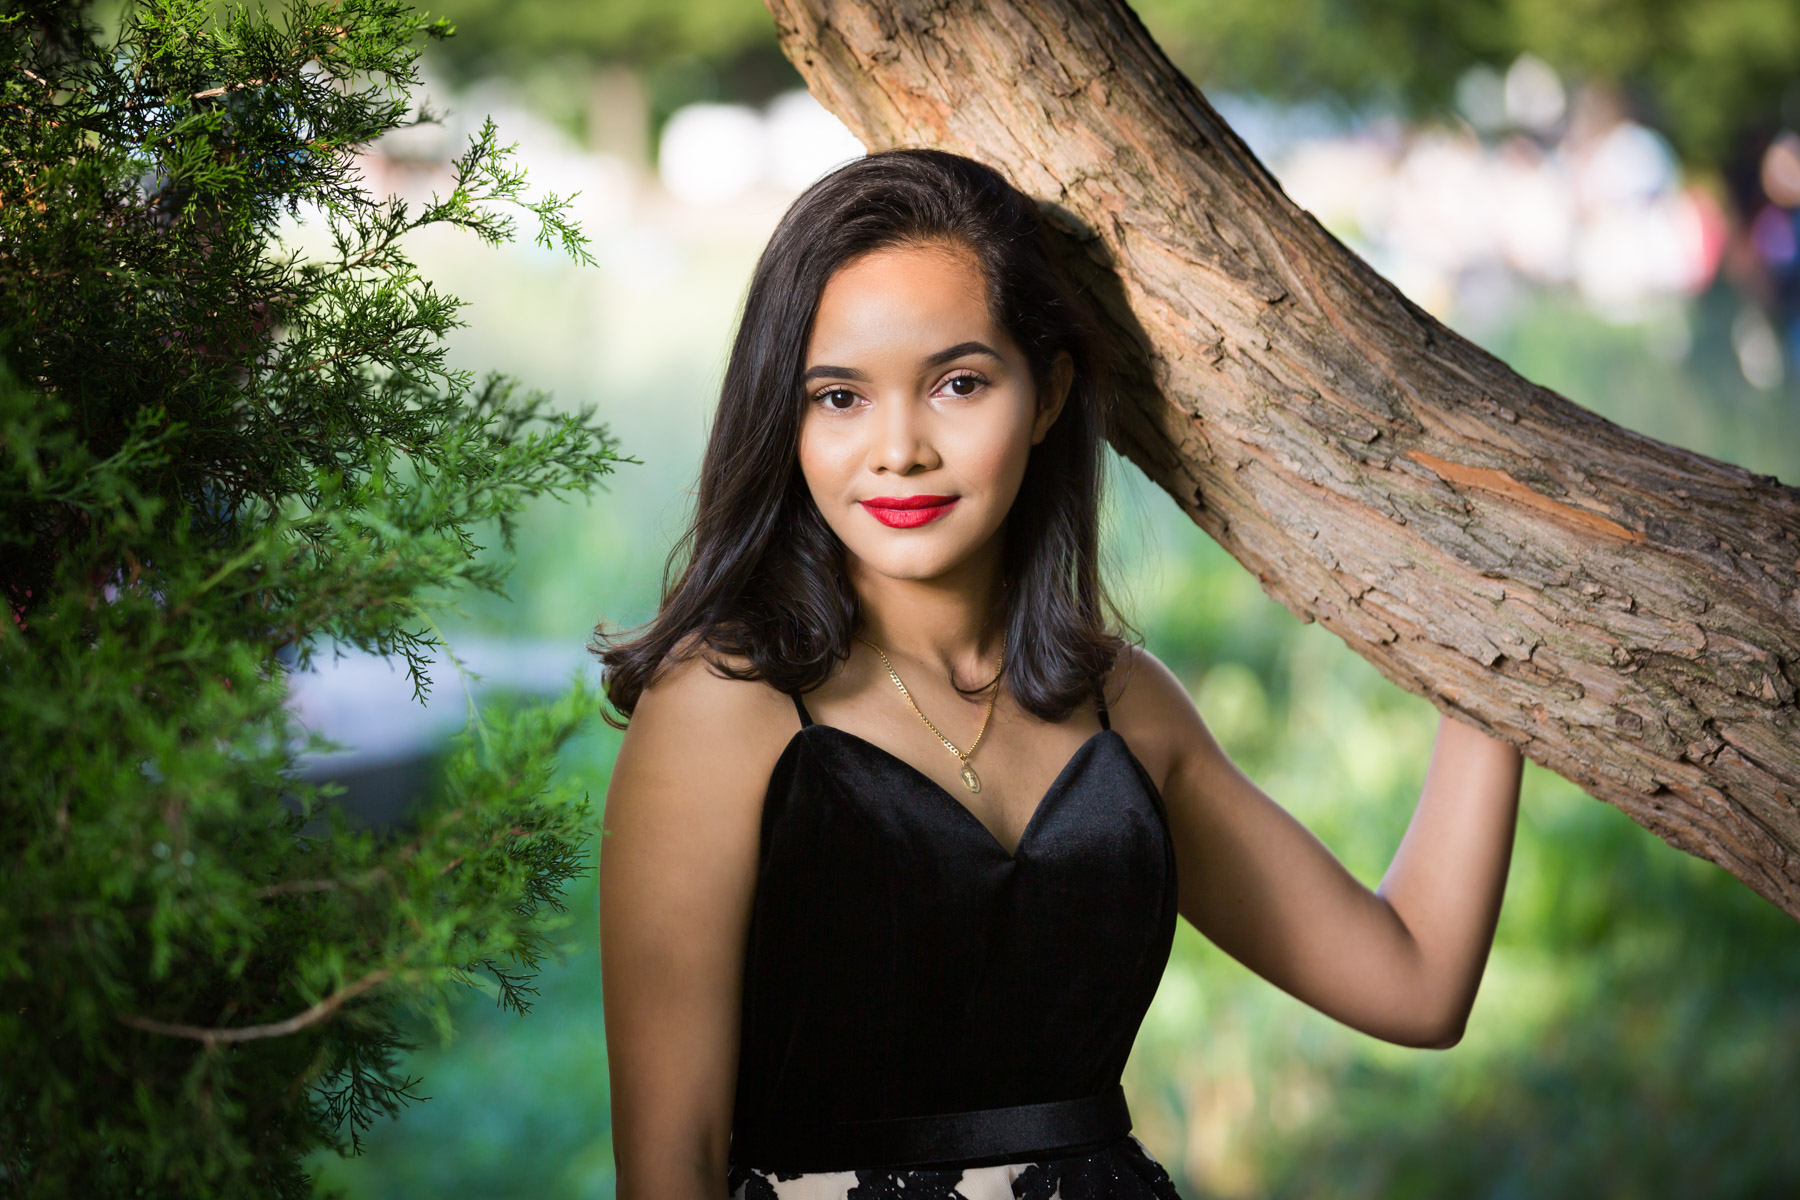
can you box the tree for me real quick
[0,0,621,1193]
[761,0,1800,920]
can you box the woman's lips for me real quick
[859,494,960,528]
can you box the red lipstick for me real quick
[860,494,959,528]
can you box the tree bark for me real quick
[762,0,1800,920]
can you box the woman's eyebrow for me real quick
[802,363,869,383]
[922,341,1003,369]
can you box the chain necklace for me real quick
[855,633,1005,793]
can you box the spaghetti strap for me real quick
[1095,680,1111,731]
[792,691,814,729]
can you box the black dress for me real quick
[726,685,1184,1200]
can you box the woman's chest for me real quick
[800,712,1108,857]
[755,725,1175,897]
[739,725,1180,1076]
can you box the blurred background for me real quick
[293,1,1800,1196]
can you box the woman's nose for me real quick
[870,396,939,474]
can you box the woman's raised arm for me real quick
[600,653,791,1199]
[1115,647,1524,1048]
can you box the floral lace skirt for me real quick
[727,1134,1181,1200]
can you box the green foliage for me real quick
[1137,0,1800,164]
[421,0,793,109]
[427,0,776,66]
[0,0,624,1194]
[304,726,623,1200]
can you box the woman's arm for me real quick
[600,653,791,1199]
[1116,647,1523,1048]
[1373,713,1525,1044]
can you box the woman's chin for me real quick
[844,542,982,584]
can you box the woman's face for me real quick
[798,240,1070,584]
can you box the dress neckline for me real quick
[782,722,1155,862]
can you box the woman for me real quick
[596,149,1523,1199]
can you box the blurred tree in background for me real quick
[433,0,1799,173]
[425,0,778,76]
[0,0,622,1194]
[420,0,800,149]
[1134,0,1800,169]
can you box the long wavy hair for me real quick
[592,148,1131,726]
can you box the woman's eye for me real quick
[817,387,859,411]
[942,373,984,397]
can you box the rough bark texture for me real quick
[763,0,1800,920]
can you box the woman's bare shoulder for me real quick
[634,639,791,725]
[1101,642,1206,791]
[1103,642,1195,719]
[617,637,802,797]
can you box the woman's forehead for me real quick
[806,242,1010,370]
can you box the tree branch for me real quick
[116,967,393,1045]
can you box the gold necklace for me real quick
[855,633,1005,794]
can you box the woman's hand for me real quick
[1114,647,1524,1048]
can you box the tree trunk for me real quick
[762,0,1800,920]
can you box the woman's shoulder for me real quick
[604,638,800,876]
[1101,642,1205,792]
[1103,642,1191,716]
[626,634,802,764]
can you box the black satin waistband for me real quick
[729,1085,1132,1171]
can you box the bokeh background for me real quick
[294,2,1800,1196]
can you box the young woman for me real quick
[596,149,1523,1200]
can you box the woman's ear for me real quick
[1031,351,1074,445]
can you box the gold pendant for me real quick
[960,763,982,793]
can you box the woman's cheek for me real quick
[960,412,1032,505]
[797,422,853,504]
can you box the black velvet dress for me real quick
[726,685,1184,1200]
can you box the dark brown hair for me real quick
[591,148,1129,725]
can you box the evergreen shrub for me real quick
[0,1,623,1194]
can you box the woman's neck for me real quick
[849,539,1006,689]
